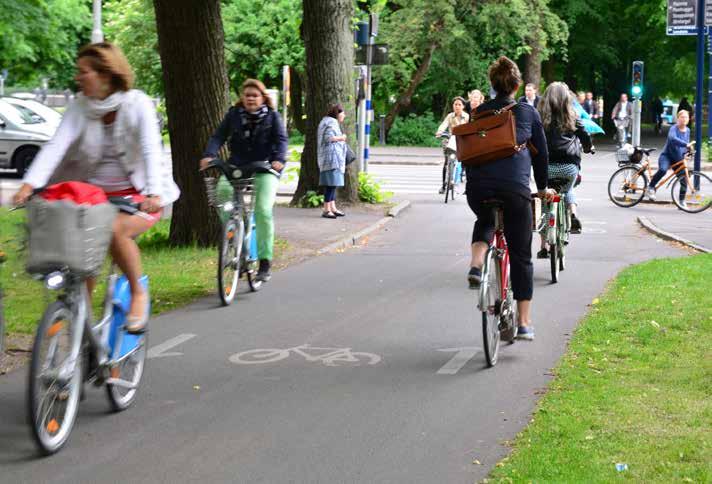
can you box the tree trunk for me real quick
[293,0,356,205]
[153,0,229,246]
[288,66,306,135]
[384,41,437,134]
[542,58,556,85]
[523,29,542,88]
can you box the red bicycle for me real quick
[476,199,517,367]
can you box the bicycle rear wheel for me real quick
[481,250,500,367]
[608,166,647,207]
[671,171,712,213]
[550,242,559,283]
[218,217,244,306]
[28,301,82,455]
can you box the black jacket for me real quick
[466,96,549,198]
[545,120,592,168]
[518,95,540,109]
[204,106,288,169]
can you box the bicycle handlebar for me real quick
[201,158,280,179]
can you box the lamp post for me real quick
[91,0,104,43]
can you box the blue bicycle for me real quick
[202,159,277,306]
[24,196,148,455]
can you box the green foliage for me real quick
[0,0,91,88]
[358,172,392,203]
[105,0,163,96]
[299,190,324,208]
[387,113,441,147]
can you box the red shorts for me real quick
[104,188,163,227]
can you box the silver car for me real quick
[2,97,63,129]
[0,99,55,176]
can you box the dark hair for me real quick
[452,96,466,107]
[326,103,344,119]
[488,56,522,97]
[77,42,134,92]
[236,78,275,110]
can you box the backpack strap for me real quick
[471,102,517,122]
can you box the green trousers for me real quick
[254,173,279,261]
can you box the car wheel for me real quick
[13,146,39,177]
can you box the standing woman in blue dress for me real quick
[317,104,347,219]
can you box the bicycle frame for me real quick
[632,153,692,192]
[478,209,509,309]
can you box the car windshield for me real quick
[8,103,44,124]
[0,100,36,125]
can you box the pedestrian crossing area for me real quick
[368,164,446,195]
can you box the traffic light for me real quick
[631,61,644,98]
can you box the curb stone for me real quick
[637,216,711,253]
[317,200,412,254]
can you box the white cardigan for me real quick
[24,90,180,206]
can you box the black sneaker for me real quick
[468,267,482,290]
[438,186,445,194]
[570,214,582,234]
[256,259,272,283]
[537,248,549,259]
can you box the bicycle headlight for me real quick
[223,201,235,212]
[449,153,456,160]
[45,271,66,290]
[232,169,242,179]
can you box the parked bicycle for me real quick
[202,159,278,305]
[439,133,461,204]
[475,198,518,367]
[536,181,571,283]
[608,143,711,213]
[21,194,148,455]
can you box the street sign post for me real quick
[695,0,704,172]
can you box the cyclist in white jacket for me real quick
[13,42,179,333]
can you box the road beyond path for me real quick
[0,151,685,483]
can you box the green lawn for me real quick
[488,254,712,483]
[0,208,285,335]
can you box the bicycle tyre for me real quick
[481,250,500,367]
[444,161,452,204]
[608,166,647,208]
[550,243,559,283]
[106,332,148,412]
[559,204,567,272]
[28,301,82,455]
[218,217,244,306]
[670,171,712,213]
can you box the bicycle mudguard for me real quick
[247,213,259,261]
[108,275,149,358]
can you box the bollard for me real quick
[379,114,386,145]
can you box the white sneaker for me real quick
[647,187,657,201]
[679,200,688,210]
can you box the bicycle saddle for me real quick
[548,177,571,190]
[480,198,505,208]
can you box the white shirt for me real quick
[526,96,536,106]
[618,101,629,120]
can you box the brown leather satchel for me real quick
[452,103,528,166]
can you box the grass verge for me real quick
[488,254,712,483]
[0,208,286,335]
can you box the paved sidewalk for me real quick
[273,203,394,268]
[635,203,712,251]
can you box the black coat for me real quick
[517,95,540,109]
[545,120,593,168]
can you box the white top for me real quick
[526,96,536,106]
[23,89,179,206]
[87,123,133,192]
[618,101,629,119]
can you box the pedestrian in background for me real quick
[317,103,347,219]
[678,97,693,130]
[611,93,632,147]
[465,89,485,116]
[518,83,540,108]
[583,92,599,122]
[652,96,664,134]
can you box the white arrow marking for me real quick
[148,333,196,359]
[437,347,480,375]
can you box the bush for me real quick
[299,190,324,208]
[387,113,442,147]
[289,130,305,146]
[358,172,393,204]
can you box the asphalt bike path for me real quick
[0,151,683,483]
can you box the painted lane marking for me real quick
[437,347,480,375]
[148,333,196,359]
[229,344,381,367]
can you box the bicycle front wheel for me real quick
[608,166,647,207]
[550,242,559,283]
[671,171,712,213]
[444,161,452,204]
[28,301,82,455]
[481,250,500,367]
[218,217,244,306]
[106,332,148,411]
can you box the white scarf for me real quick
[78,91,128,164]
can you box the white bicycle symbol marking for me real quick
[229,344,382,367]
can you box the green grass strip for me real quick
[0,208,285,335]
[488,254,712,483]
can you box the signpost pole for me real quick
[708,31,712,152]
[695,0,704,172]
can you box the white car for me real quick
[0,99,55,176]
[2,97,63,129]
